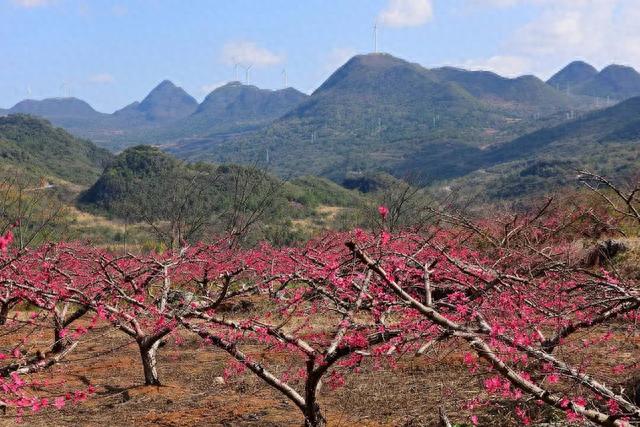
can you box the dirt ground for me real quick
[0,321,482,427]
[2,315,635,426]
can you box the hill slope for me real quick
[166,53,577,181]
[547,62,640,101]
[79,145,366,244]
[438,96,640,200]
[156,82,309,140]
[547,61,598,90]
[0,114,112,185]
[113,80,198,123]
[577,65,640,100]
[429,67,572,113]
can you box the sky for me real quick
[1,0,640,113]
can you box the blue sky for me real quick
[1,0,639,112]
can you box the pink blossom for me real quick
[378,205,389,220]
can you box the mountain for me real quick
[9,97,103,119]
[166,53,576,180]
[5,97,111,144]
[196,82,307,122]
[113,80,198,123]
[437,96,640,200]
[163,82,309,137]
[547,61,598,90]
[428,67,572,113]
[485,95,640,161]
[577,65,640,100]
[0,114,112,185]
[0,81,308,151]
[547,62,640,101]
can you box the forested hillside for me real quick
[0,114,112,185]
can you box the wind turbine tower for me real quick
[373,23,378,53]
[60,81,71,98]
[244,65,252,85]
[282,69,287,88]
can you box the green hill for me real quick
[79,145,365,244]
[0,114,112,185]
[577,65,640,100]
[547,62,640,101]
[428,67,572,114]
[438,96,640,200]
[113,80,198,123]
[547,61,598,91]
[166,53,579,181]
[151,82,309,142]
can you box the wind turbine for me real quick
[243,65,252,85]
[234,63,239,81]
[281,69,287,88]
[373,22,378,53]
[60,81,71,98]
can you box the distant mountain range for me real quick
[0,80,308,151]
[547,61,640,100]
[2,53,640,195]
[165,53,596,180]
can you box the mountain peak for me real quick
[195,82,308,119]
[547,61,598,89]
[578,64,640,100]
[599,64,640,77]
[339,53,414,73]
[117,80,198,122]
[315,53,422,95]
[9,97,101,118]
[155,79,178,89]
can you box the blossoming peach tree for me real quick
[0,198,638,426]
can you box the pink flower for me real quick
[378,205,389,220]
[0,230,13,253]
[546,373,560,384]
[471,415,479,425]
[484,376,502,393]
[54,396,65,409]
[380,231,390,245]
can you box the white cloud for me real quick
[88,73,115,84]
[464,55,532,77]
[378,0,433,28]
[221,41,284,67]
[461,0,640,78]
[11,0,53,7]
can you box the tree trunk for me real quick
[52,323,70,353]
[0,302,10,326]
[138,340,161,386]
[303,367,326,427]
[303,404,326,427]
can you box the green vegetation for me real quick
[78,145,368,246]
[166,54,583,182]
[548,62,640,101]
[438,96,640,201]
[0,114,112,185]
